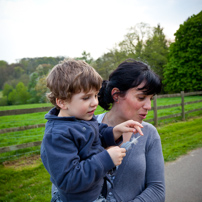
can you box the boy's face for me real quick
[61,89,99,120]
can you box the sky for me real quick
[0,0,201,64]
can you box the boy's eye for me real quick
[83,96,89,100]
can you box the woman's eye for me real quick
[138,97,145,100]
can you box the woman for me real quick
[51,59,165,202]
[97,59,165,202]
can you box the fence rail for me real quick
[0,91,202,157]
[152,91,202,126]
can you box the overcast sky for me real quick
[0,0,201,64]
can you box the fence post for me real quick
[181,91,185,121]
[153,94,158,127]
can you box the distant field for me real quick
[1,96,201,129]
[0,103,53,111]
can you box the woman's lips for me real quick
[139,114,147,119]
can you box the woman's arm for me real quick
[133,138,165,202]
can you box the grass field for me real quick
[0,95,202,162]
[0,96,202,129]
[0,116,202,201]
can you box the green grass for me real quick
[159,116,202,162]
[0,103,53,111]
[0,116,202,201]
[0,96,201,161]
[0,95,201,201]
[0,105,105,129]
[0,96,201,129]
[0,105,107,162]
[144,95,202,125]
[0,156,52,201]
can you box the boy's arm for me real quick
[98,123,122,148]
[113,120,143,140]
[41,130,115,194]
[99,120,143,148]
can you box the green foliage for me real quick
[119,22,151,58]
[163,11,202,93]
[76,51,94,64]
[142,24,169,80]
[35,76,48,103]
[116,23,169,81]
[0,97,7,106]
[94,50,127,79]
[19,56,65,75]
[0,60,8,90]
[8,82,31,105]
[3,83,13,97]
[93,22,169,80]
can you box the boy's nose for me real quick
[91,97,98,106]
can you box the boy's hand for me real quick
[113,120,144,140]
[107,146,126,166]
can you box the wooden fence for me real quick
[0,91,202,155]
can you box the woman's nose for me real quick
[143,99,151,110]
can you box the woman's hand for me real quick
[113,120,143,140]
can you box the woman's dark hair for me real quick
[98,58,162,110]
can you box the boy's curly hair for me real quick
[46,58,102,108]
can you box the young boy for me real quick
[41,59,143,202]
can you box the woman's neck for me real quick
[103,107,125,127]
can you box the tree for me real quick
[142,24,169,79]
[163,11,202,93]
[76,51,93,64]
[8,82,31,105]
[35,76,48,103]
[118,22,151,59]
[93,49,127,80]
[3,83,13,97]
[0,60,8,90]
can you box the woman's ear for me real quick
[111,88,120,102]
[56,98,68,109]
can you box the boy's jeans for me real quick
[51,186,62,202]
[51,184,107,202]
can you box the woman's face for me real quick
[117,82,153,123]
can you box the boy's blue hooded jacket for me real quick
[41,108,117,202]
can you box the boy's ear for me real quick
[56,98,68,109]
[111,88,120,102]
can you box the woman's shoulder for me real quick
[142,121,160,138]
[96,112,106,123]
[142,121,157,130]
